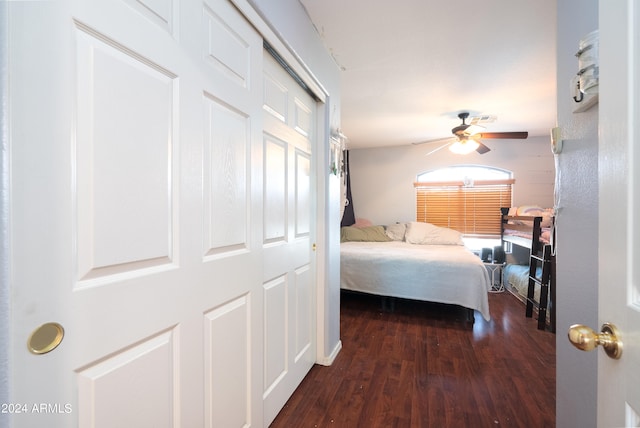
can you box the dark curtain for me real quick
[341,150,356,226]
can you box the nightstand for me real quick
[483,262,505,293]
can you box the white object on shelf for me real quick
[572,30,599,113]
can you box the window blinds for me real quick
[414,179,514,237]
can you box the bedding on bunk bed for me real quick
[502,205,554,247]
[340,222,492,321]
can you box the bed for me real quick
[501,206,555,331]
[340,222,492,322]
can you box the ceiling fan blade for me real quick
[412,136,455,146]
[425,142,453,156]
[478,131,528,139]
[475,141,491,154]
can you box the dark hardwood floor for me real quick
[271,291,556,428]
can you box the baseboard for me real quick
[317,340,342,366]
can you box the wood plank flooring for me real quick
[271,291,556,427]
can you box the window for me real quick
[415,165,513,239]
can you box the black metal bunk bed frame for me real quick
[501,208,556,332]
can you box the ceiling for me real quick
[299,0,557,149]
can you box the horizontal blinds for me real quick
[415,181,513,236]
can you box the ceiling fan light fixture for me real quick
[449,139,479,154]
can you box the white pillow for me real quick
[405,221,464,245]
[385,223,407,241]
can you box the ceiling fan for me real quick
[415,112,528,155]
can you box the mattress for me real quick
[503,228,552,245]
[340,241,491,321]
[503,263,544,303]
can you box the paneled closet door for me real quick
[7,0,266,426]
[262,51,318,425]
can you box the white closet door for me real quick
[262,51,318,425]
[7,0,267,426]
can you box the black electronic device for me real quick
[481,248,493,262]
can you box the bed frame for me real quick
[339,239,492,324]
[501,208,556,332]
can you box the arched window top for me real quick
[417,165,512,182]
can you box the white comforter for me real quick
[340,241,491,321]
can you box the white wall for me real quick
[247,0,343,362]
[0,0,8,413]
[555,0,599,427]
[347,136,555,226]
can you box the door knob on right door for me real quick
[568,322,623,359]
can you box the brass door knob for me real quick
[28,322,65,355]
[568,322,622,359]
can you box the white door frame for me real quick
[0,0,10,412]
